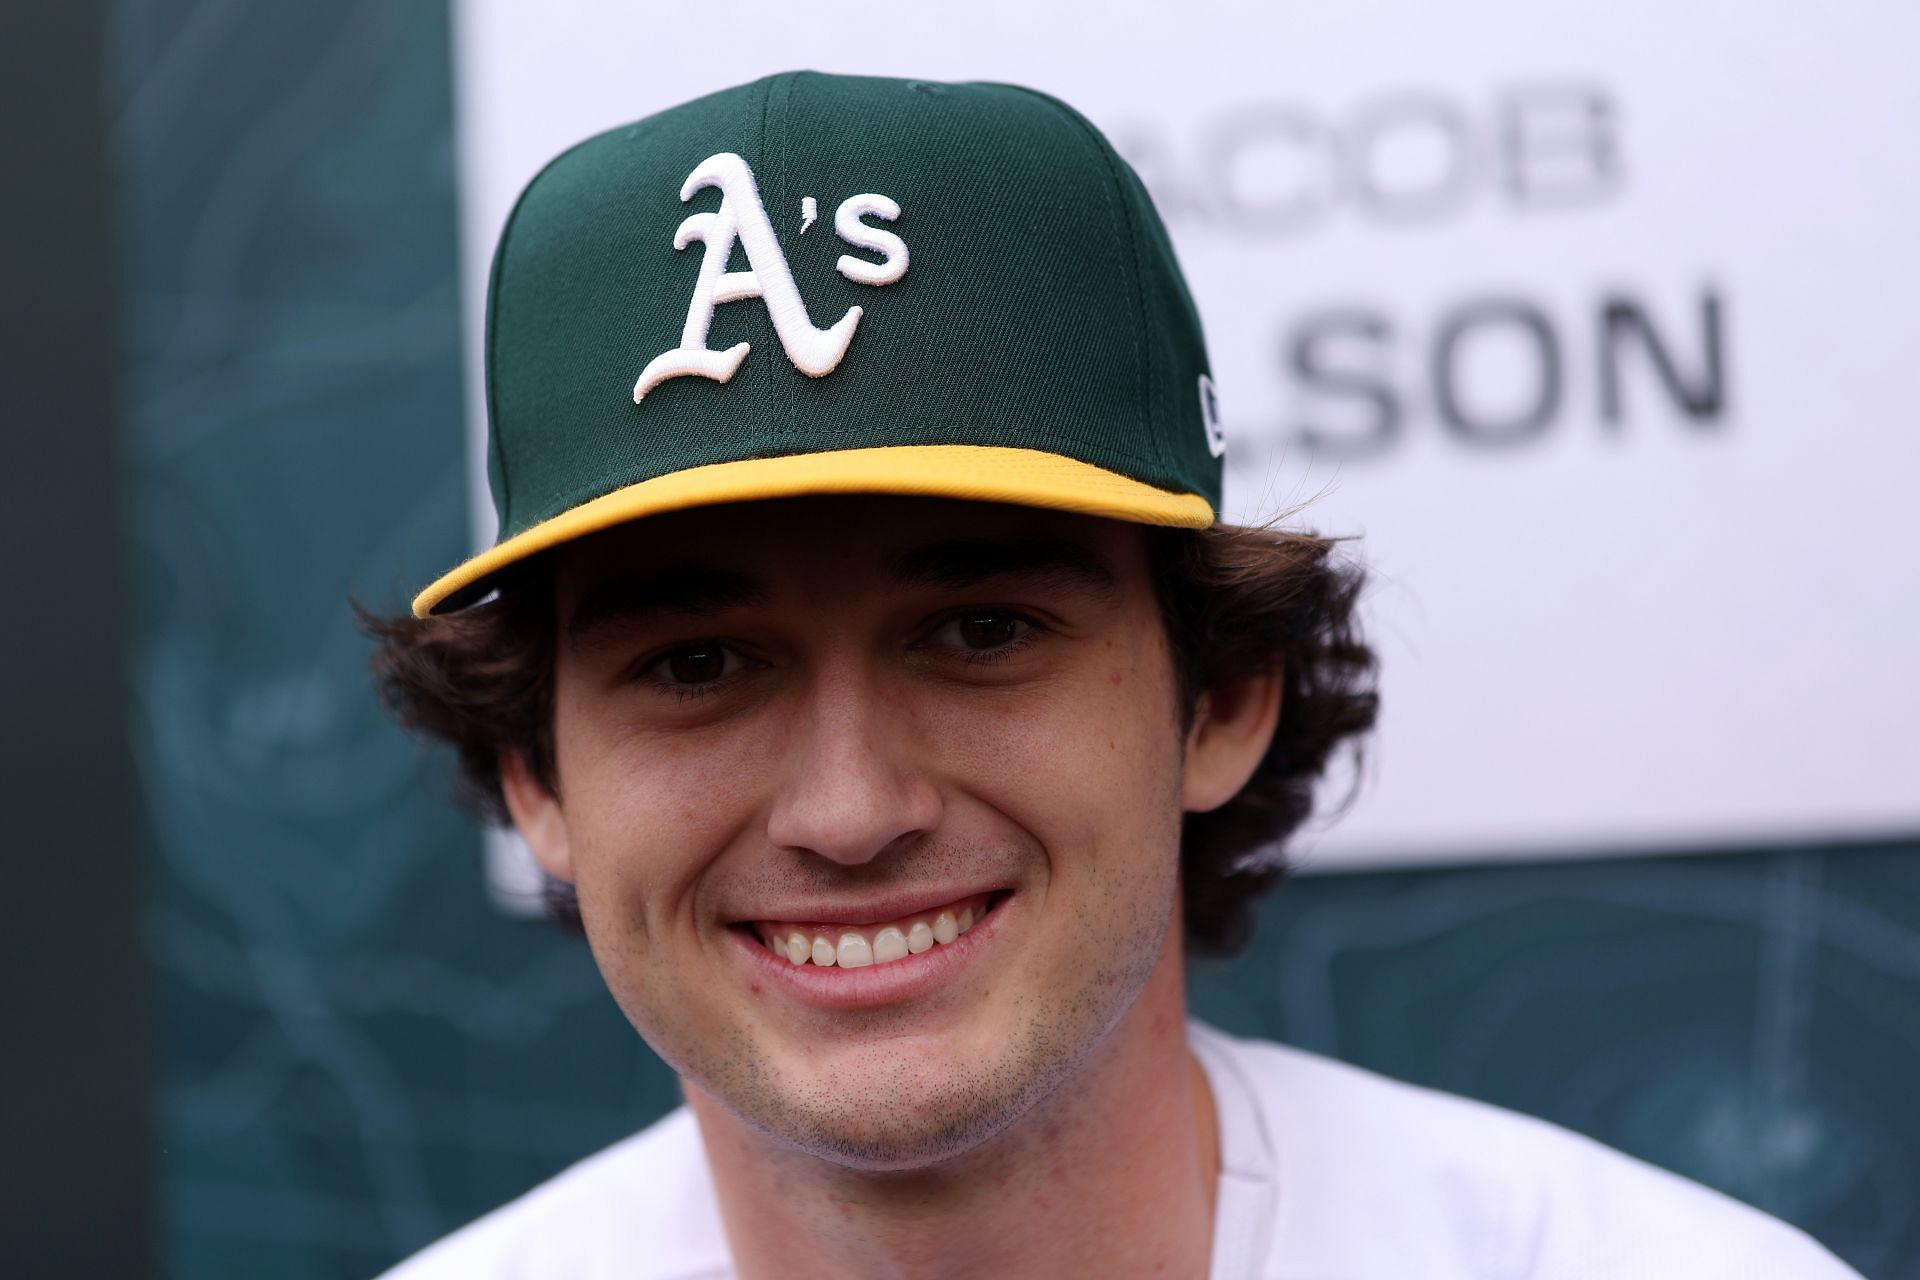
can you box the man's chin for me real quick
[706,1034,1076,1172]
[758,1074,1048,1172]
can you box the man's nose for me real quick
[763,663,942,867]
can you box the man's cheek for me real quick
[566,776,723,963]
[940,654,1165,764]
[951,693,1179,860]
[569,722,767,853]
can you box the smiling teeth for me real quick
[760,895,993,968]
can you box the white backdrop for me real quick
[451,0,1920,882]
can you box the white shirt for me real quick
[380,1022,1862,1279]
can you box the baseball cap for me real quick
[413,70,1225,617]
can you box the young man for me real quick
[371,72,1861,1279]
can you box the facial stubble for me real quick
[599,818,1183,1175]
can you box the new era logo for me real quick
[1199,374,1225,458]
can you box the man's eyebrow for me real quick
[566,568,766,648]
[886,535,1119,597]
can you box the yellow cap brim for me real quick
[413,444,1214,616]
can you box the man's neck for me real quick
[687,946,1219,1280]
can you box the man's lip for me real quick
[727,886,1010,929]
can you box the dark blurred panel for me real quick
[0,1,154,1277]
[108,3,674,1275]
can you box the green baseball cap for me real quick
[414,70,1224,617]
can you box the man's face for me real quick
[518,496,1194,1168]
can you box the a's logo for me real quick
[634,152,909,403]
[1198,374,1226,458]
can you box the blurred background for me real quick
[3,1,1915,1276]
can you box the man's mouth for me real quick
[747,891,1001,969]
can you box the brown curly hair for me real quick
[362,521,1377,956]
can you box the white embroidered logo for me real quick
[634,153,909,403]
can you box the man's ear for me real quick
[1181,668,1284,813]
[500,751,575,883]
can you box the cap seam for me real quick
[485,231,511,535]
[790,418,1172,474]
[999,85,1164,477]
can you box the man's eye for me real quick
[931,611,1033,655]
[650,644,737,686]
[957,613,1021,650]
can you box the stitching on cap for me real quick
[793,417,1169,474]
[1001,85,1160,473]
[522,442,1200,537]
